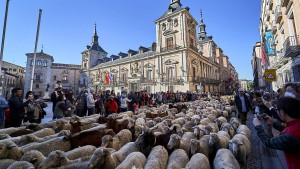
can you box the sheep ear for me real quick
[238,142,243,145]
[103,149,110,156]
[31,157,38,164]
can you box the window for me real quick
[43,60,47,67]
[84,63,87,68]
[112,74,117,84]
[54,76,56,80]
[121,73,127,82]
[36,84,39,88]
[37,60,42,66]
[192,67,196,81]
[146,69,153,80]
[166,67,175,81]
[190,37,194,47]
[293,65,300,82]
[35,74,41,80]
[63,76,67,81]
[167,37,174,50]
[13,69,16,72]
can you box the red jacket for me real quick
[105,99,118,113]
[281,119,300,169]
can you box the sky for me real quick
[0,0,261,80]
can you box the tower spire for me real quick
[92,23,99,44]
[94,23,97,36]
[198,9,207,41]
[41,44,44,53]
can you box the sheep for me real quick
[20,136,71,156]
[189,135,210,158]
[53,119,72,132]
[101,129,132,150]
[182,121,195,132]
[222,110,229,119]
[38,150,86,168]
[144,145,168,169]
[20,150,45,168]
[64,145,96,160]
[209,131,230,157]
[106,116,130,133]
[7,161,34,169]
[220,123,235,138]
[115,152,147,169]
[166,149,189,169]
[214,116,227,128]
[9,129,33,137]
[0,127,25,135]
[229,134,251,169]
[207,113,217,122]
[230,117,241,131]
[0,134,11,140]
[0,159,16,169]
[171,117,185,126]
[199,118,211,126]
[135,118,145,126]
[184,153,210,169]
[0,141,23,160]
[18,130,70,146]
[167,132,195,154]
[88,142,139,169]
[204,123,219,135]
[236,125,251,139]
[193,124,206,139]
[213,149,240,169]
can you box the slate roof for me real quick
[86,44,107,54]
[156,1,186,21]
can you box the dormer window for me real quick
[37,60,42,66]
[43,60,47,67]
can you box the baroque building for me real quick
[24,49,81,98]
[259,0,300,91]
[81,0,238,93]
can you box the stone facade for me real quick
[259,0,300,91]
[24,51,81,98]
[81,0,238,94]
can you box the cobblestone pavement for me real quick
[246,113,288,169]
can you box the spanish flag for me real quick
[105,73,110,84]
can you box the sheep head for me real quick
[0,141,22,160]
[0,134,10,140]
[19,134,38,146]
[229,139,243,157]
[190,139,200,155]
[209,133,219,146]
[204,126,212,135]
[38,150,66,169]
[87,148,111,169]
[21,150,46,168]
[101,135,113,148]
[167,134,181,150]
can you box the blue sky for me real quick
[0,0,261,80]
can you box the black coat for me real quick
[234,94,251,113]
[8,96,29,127]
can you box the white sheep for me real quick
[0,134,11,140]
[209,131,230,155]
[20,136,71,156]
[189,135,210,158]
[230,117,241,131]
[229,134,251,169]
[20,150,46,168]
[184,153,210,169]
[135,118,145,126]
[18,130,69,146]
[171,117,186,126]
[213,149,240,169]
[7,161,34,169]
[65,145,96,160]
[204,123,219,135]
[30,128,55,138]
[199,118,211,126]
[0,140,23,160]
[101,129,132,150]
[38,150,85,168]
[214,116,227,128]
[0,159,16,169]
[193,124,205,139]
[166,149,189,169]
[116,152,147,169]
[167,132,195,154]
[236,125,251,139]
[144,145,168,169]
[220,123,235,138]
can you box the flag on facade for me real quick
[105,73,110,84]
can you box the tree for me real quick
[248,81,254,91]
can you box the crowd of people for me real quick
[233,83,300,169]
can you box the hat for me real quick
[238,88,244,92]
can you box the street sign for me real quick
[265,69,277,82]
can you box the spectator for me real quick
[0,95,8,128]
[253,97,300,169]
[234,88,251,125]
[86,88,96,116]
[65,91,76,117]
[105,96,118,116]
[51,87,63,119]
[53,94,68,119]
[120,93,131,112]
[23,91,36,123]
[8,88,29,127]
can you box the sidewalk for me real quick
[246,113,288,169]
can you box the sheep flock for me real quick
[0,96,252,169]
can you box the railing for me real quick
[189,45,198,53]
[283,35,300,58]
[62,80,68,83]
[140,78,154,84]
[160,45,182,53]
[275,5,282,23]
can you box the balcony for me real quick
[268,0,273,10]
[61,80,68,83]
[160,45,182,53]
[193,77,221,84]
[283,35,300,58]
[189,45,198,53]
[275,6,282,23]
[281,0,289,7]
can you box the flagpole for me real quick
[0,0,10,85]
[30,9,42,91]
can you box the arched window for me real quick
[37,60,42,66]
[43,60,47,67]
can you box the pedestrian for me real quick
[8,88,28,127]
[23,91,36,123]
[105,96,118,116]
[53,94,68,119]
[86,88,96,116]
[234,88,251,125]
[50,87,63,119]
[65,91,76,117]
[253,96,300,169]
[120,92,131,112]
[0,95,8,128]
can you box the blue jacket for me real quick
[0,96,8,121]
